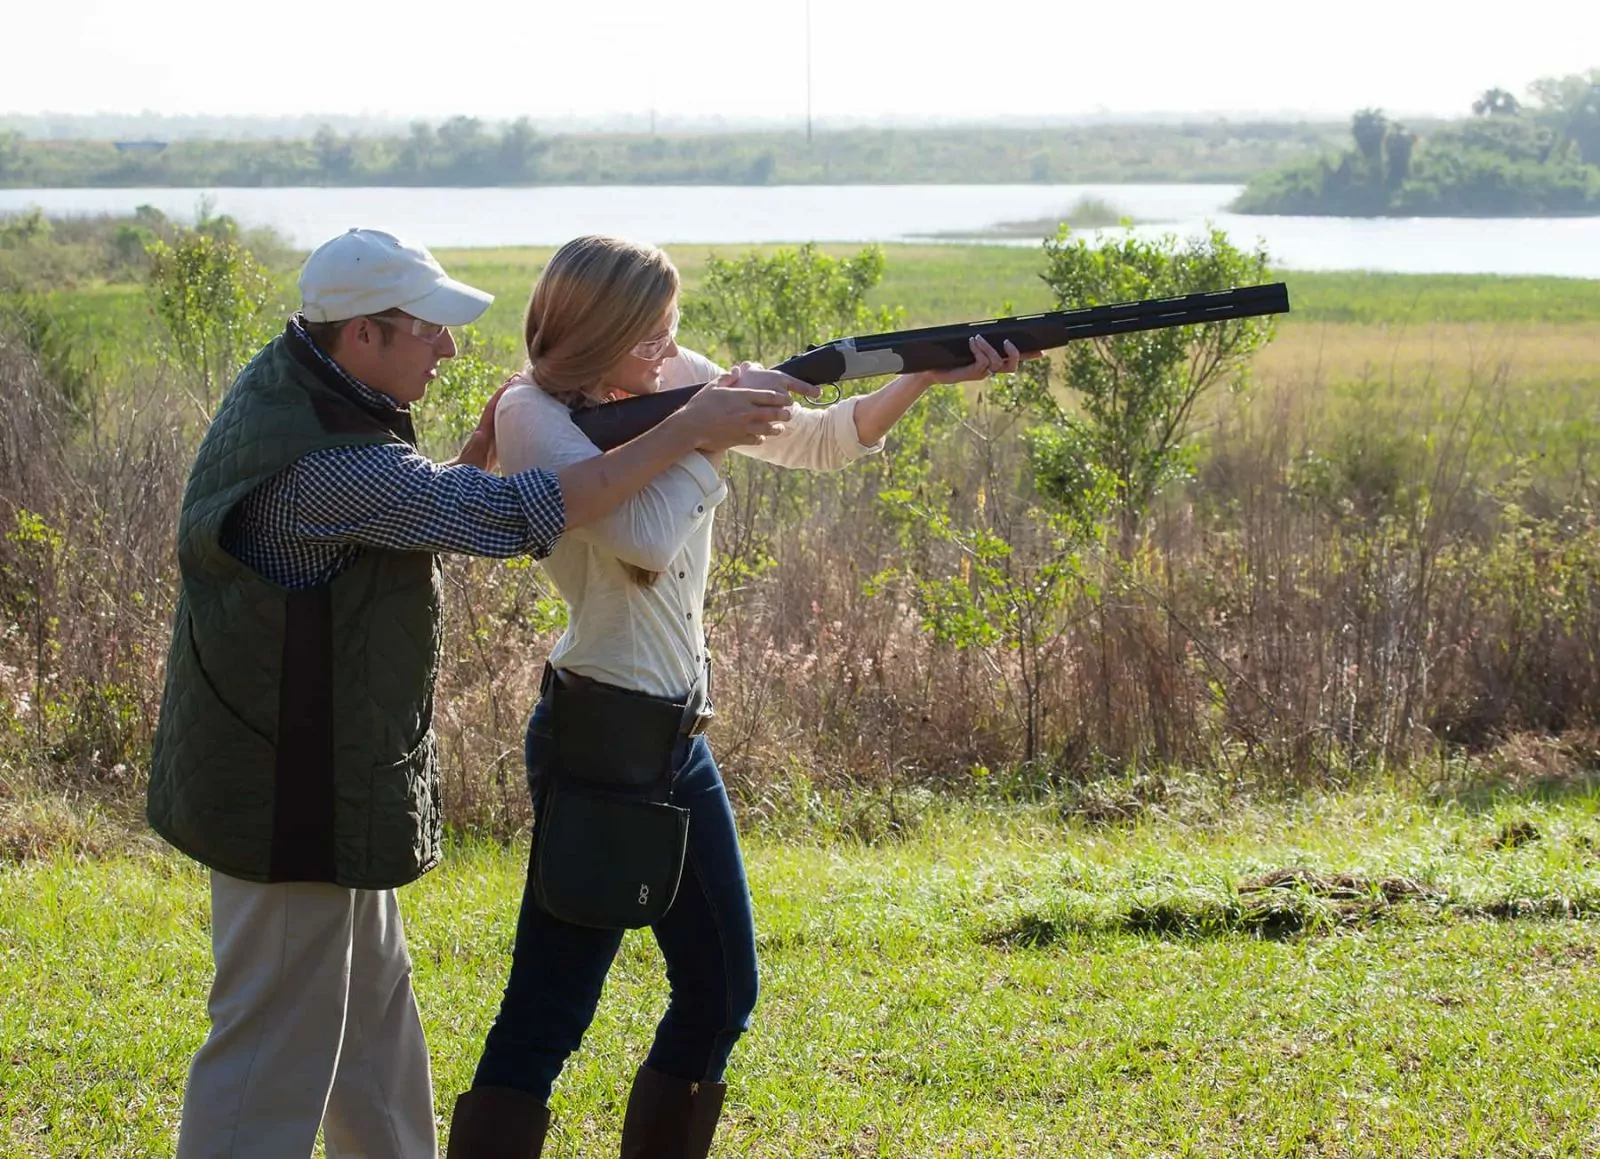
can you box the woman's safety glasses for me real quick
[631,306,680,360]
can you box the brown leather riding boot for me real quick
[445,1086,551,1159]
[618,1065,728,1159]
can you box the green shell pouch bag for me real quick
[532,785,688,928]
[530,668,694,930]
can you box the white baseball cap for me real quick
[298,228,493,325]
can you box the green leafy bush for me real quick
[145,228,273,404]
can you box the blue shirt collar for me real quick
[289,313,405,413]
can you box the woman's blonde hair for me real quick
[524,235,680,407]
[527,236,681,587]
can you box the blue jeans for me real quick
[472,700,759,1102]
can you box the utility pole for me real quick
[805,0,813,144]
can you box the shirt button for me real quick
[695,505,704,514]
[678,571,685,579]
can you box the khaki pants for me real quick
[176,872,436,1159]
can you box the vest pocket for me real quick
[155,628,279,875]
[185,626,278,748]
[338,727,440,887]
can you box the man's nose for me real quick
[436,328,458,358]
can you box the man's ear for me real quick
[343,317,373,348]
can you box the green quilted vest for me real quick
[147,327,445,889]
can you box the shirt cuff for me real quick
[679,450,729,502]
[833,395,885,460]
[509,467,566,558]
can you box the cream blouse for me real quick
[495,349,882,699]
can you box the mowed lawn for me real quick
[4,788,1600,1157]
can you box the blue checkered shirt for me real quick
[222,318,565,589]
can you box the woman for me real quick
[448,235,1023,1158]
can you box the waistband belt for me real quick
[543,664,715,737]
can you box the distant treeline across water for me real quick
[0,121,1349,189]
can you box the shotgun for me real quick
[571,282,1290,451]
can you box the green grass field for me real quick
[429,245,1600,340]
[42,242,1600,403]
[46,244,1600,350]
[38,243,1597,523]
[4,788,1600,1156]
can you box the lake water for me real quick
[3,184,1598,278]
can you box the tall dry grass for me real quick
[0,324,189,800]
[3,314,1598,843]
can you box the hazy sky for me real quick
[5,0,1596,123]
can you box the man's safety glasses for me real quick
[370,313,450,342]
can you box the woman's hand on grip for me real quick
[918,336,1038,387]
[681,370,792,452]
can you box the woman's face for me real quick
[600,299,680,397]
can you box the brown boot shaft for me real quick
[447,1086,551,1159]
[619,1065,727,1159]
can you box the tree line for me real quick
[1234,71,1600,216]
[0,120,1346,188]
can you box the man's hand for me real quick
[446,380,513,471]
[678,366,796,453]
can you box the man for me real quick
[147,228,795,1157]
